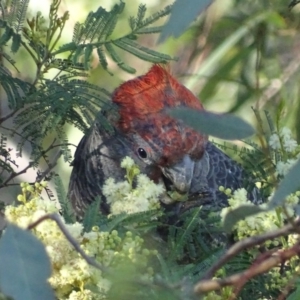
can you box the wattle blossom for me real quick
[103,157,163,216]
[4,181,156,299]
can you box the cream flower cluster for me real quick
[5,182,156,300]
[207,127,300,298]
[220,188,299,246]
[219,188,299,293]
[269,127,298,152]
[269,127,299,176]
[102,156,164,215]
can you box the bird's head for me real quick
[112,65,207,194]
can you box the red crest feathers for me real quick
[113,65,204,132]
[112,64,207,165]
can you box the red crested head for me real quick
[112,65,204,131]
[112,65,207,166]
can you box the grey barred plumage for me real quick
[186,142,260,208]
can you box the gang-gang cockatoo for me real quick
[68,65,260,219]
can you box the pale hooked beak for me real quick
[161,155,195,193]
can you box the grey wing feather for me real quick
[68,121,127,218]
[190,142,261,207]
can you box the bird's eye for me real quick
[137,148,147,159]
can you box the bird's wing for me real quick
[189,141,261,206]
[68,119,128,217]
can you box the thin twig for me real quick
[2,182,35,187]
[194,243,300,294]
[201,218,300,280]
[0,138,72,188]
[27,213,108,272]
[0,108,19,123]
[1,161,35,187]
[36,149,62,182]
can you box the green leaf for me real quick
[54,175,75,223]
[159,0,212,42]
[11,33,21,53]
[223,205,264,233]
[82,196,101,232]
[168,107,255,140]
[287,283,300,300]
[138,5,171,29]
[13,0,30,33]
[113,38,173,63]
[97,46,110,72]
[0,26,13,46]
[268,159,300,209]
[52,42,77,55]
[72,45,85,64]
[84,44,93,70]
[169,206,202,262]
[0,224,54,300]
[136,26,164,34]
[105,42,136,74]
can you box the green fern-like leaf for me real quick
[67,2,174,73]
[135,5,172,30]
[135,26,164,34]
[14,0,29,33]
[83,44,93,70]
[0,25,13,45]
[105,42,136,73]
[11,32,21,52]
[56,128,72,163]
[128,16,136,31]
[52,42,77,55]
[72,2,124,44]
[82,196,101,232]
[168,206,202,262]
[54,175,75,224]
[0,51,17,68]
[113,38,173,63]
[13,76,111,157]
[1,0,29,35]
[135,4,147,28]
[0,66,32,110]
[96,46,109,72]
[188,248,225,279]
[0,134,16,183]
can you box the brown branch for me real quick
[194,244,300,295]
[0,161,35,187]
[0,137,76,188]
[0,139,57,188]
[0,182,33,187]
[27,213,108,273]
[202,217,300,280]
[0,109,19,123]
[36,149,62,182]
